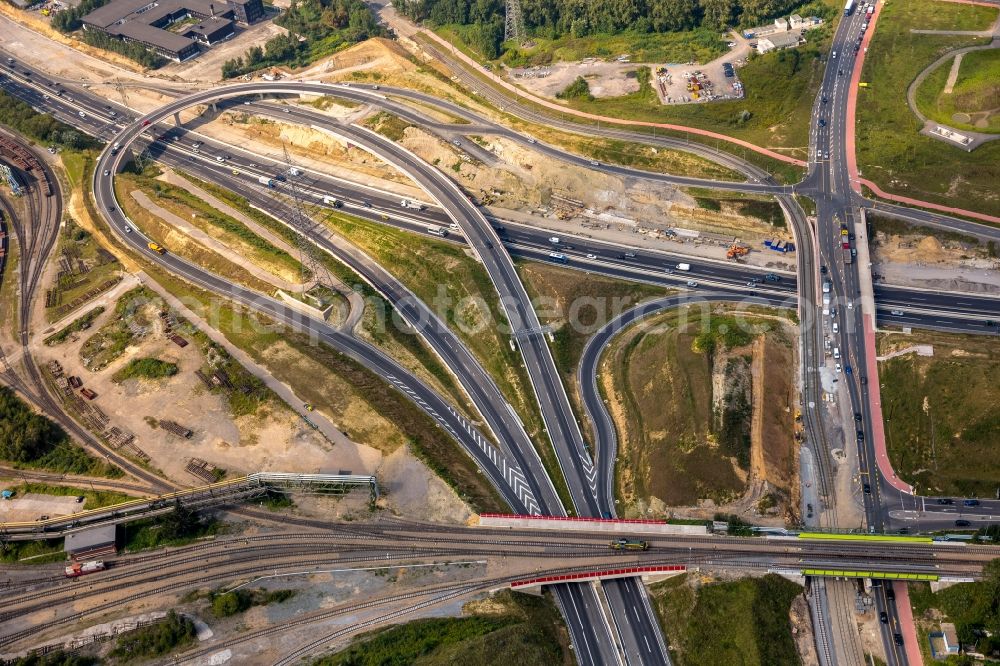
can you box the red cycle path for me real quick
[846,0,1000,225]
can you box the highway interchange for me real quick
[1,11,999,664]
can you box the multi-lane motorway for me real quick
[1,26,999,666]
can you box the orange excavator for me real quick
[727,245,750,260]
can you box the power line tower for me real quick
[113,78,130,111]
[504,0,525,45]
[270,143,336,296]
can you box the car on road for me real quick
[856,430,863,441]
[452,140,461,147]
[686,280,698,287]
[819,118,826,127]
[863,483,872,494]
[142,119,150,126]
[124,226,132,233]
[880,612,888,623]
[527,138,536,144]
[890,309,904,316]
[845,365,853,375]
[835,363,842,373]
[894,634,904,646]
[746,281,756,287]
[216,156,225,162]
[854,412,862,421]
[820,265,828,274]
[955,520,972,527]
[590,160,600,166]
[103,170,110,176]
[764,273,781,282]
[586,253,597,260]
[937,498,954,505]
[832,51,837,58]
[549,236,560,244]
[78,111,86,118]
[231,169,239,175]
[964,499,980,507]
[886,588,895,600]
[860,376,868,385]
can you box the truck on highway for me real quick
[844,0,855,15]
[65,560,106,578]
[426,224,447,237]
[147,242,166,255]
[547,252,568,264]
[400,199,425,211]
[843,247,853,264]
[609,538,649,551]
[258,175,275,188]
[322,195,342,208]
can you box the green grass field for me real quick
[916,48,1000,134]
[650,573,804,666]
[877,329,1000,497]
[857,0,1000,216]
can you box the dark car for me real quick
[856,430,864,442]
[854,412,863,421]
[819,118,827,127]
[821,265,828,274]
[937,498,954,505]
[863,483,872,494]
[964,499,981,507]
[493,225,506,234]
[955,520,972,527]
[886,588,895,600]
[860,376,868,386]
[894,634,904,646]
[880,612,888,623]
[764,273,781,282]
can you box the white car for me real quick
[586,253,597,260]
[686,280,698,288]
[835,363,842,373]
[78,111,86,118]
[847,302,854,309]
[103,170,110,176]
[590,160,600,166]
[216,156,225,162]
[124,226,132,233]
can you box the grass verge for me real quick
[649,573,804,666]
[4,482,133,509]
[877,328,1000,497]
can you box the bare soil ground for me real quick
[602,306,797,522]
[509,61,641,99]
[163,21,288,82]
[870,223,1000,292]
[0,493,80,522]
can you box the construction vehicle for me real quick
[147,242,166,255]
[727,245,750,260]
[610,538,649,551]
[65,561,105,578]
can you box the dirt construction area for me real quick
[509,60,642,99]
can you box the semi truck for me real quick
[426,224,447,237]
[844,0,855,15]
[400,199,425,210]
[65,560,106,578]
[322,195,342,208]
[258,175,275,188]
[610,538,649,551]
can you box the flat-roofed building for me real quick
[81,0,262,62]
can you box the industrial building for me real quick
[81,0,264,62]
[64,523,120,559]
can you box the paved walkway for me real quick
[875,345,933,361]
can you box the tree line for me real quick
[222,0,383,78]
[0,92,98,150]
[397,0,812,58]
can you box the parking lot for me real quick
[0,492,82,523]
